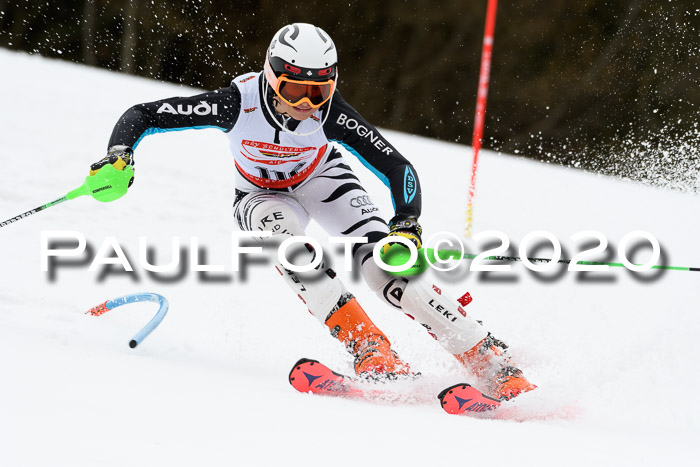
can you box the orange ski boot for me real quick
[352,335,411,378]
[325,294,412,379]
[487,365,537,401]
[455,333,536,401]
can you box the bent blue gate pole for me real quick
[87,292,169,348]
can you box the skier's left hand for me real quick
[90,145,134,176]
[382,215,423,253]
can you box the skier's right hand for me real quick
[382,215,423,254]
[90,145,135,186]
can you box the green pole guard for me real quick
[380,245,476,276]
[67,164,134,203]
[379,244,444,276]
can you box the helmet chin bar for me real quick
[262,74,333,137]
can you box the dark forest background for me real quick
[1,0,697,191]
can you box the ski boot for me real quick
[325,294,412,379]
[455,333,536,401]
[352,334,412,379]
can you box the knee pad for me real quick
[400,277,488,354]
[233,192,309,237]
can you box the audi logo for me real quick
[350,195,374,207]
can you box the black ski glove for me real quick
[90,145,135,186]
[382,215,423,253]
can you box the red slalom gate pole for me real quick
[465,0,498,238]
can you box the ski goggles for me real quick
[275,77,335,108]
[265,58,336,108]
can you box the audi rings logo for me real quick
[350,195,374,208]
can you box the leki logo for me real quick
[244,107,257,113]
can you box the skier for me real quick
[91,23,535,401]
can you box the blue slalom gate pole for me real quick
[87,292,169,348]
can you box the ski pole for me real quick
[86,292,169,348]
[0,164,134,228]
[381,245,700,276]
[0,196,71,227]
[448,250,699,272]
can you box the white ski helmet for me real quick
[265,23,338,84]
[262,23,338,134]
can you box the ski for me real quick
[289,358,368,399]
[289,358,363,397]
[437,382,501,415]
[288,357,422,402]
[289,357,502,416]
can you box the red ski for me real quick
[289,358,414,402]
[438,382,501,415]
[289,358,365,398]
[289,358,502,415]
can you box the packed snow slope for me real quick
[1,50,698,467]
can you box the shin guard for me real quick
[400,277,488,355]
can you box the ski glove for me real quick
[382,215,423,254]
[90,145,135,187]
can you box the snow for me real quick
[1,49,698,466]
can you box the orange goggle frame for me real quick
[264,57,337,108]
